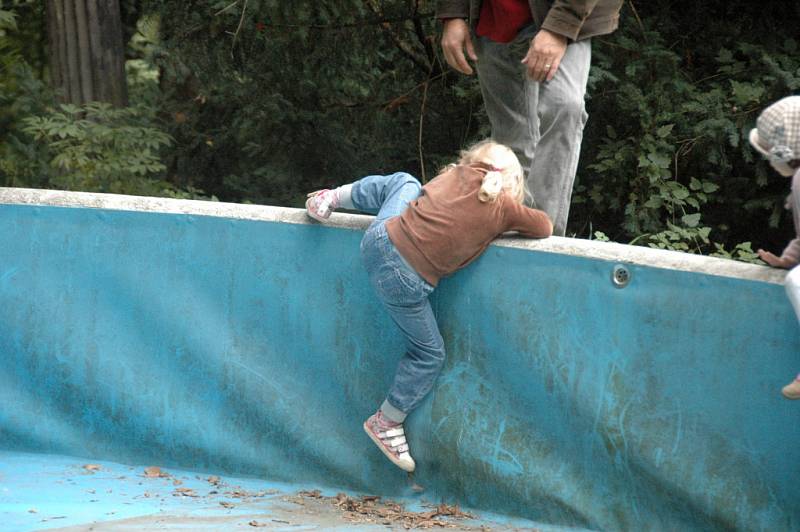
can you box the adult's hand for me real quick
[521,29,567,82]
[441,18,477,75]
[758,248,796,269]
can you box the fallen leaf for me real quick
[248,520,267,527]
[143,466,168,478]
[83,464,101,472]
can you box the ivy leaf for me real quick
[656,124,674,138]
[702,181,720,193]
[672,187,690,200]
[644,196,663,209]
[682,213,701,227]
[717,47,733,64]
[647,152,671,169]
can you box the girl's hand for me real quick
[757,249,795,269]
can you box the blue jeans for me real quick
[353,172,445,423]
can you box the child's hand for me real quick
[757,249,795,269]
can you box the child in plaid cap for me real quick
[750,95,800,399]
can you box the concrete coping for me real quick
[0,187,786,285]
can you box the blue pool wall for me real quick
[1,188,798,531]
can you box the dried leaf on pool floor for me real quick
[143,466,170,478]
[292,490,478,529]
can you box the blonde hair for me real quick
[457,140,528,204]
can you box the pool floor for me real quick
[0,451,585,531]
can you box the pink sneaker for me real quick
[363,411,415,472]
[305,189,338,222]
[782,375,800,400]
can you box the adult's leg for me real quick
[475,31,591,236]
[350,172,422,222]
[532,39,591,236]
[474,35,538,194]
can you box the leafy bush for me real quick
[142,0,481,206]
[21,102,175,195]
[0,4,53,188]
[573,1,800,259]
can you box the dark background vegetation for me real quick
[2,1,799,259]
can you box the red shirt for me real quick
[475,0,533,43]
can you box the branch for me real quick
[364,0,432,74]
[228,0,249,58]
[626,0,646,42]
[418,75,431,182]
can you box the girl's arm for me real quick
[504,200,554,238]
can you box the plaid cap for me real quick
[749,95,800,163]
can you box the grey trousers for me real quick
[475,27,592,236]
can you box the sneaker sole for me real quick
[305,198,331,223]
[363,421,415,472]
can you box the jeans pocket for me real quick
[376,262,426,304]
[394,265,422,295]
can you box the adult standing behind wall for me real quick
[438,0,623,235]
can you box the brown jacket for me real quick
[386,164,552,286]
[436,0,623,41]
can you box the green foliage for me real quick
[142,0,482,206]
[573,1,800,260]
[0,62,53,188]
[0,9,17,31]
[709,241,761,264]
[0,2,208,199]
[22,102,173,194]
[0,3,52,188]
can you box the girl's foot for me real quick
[305,189,338,222]
[363,411,416,472]
[782,375,800,400]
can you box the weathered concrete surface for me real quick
[0,187,785,284]
[1,188,798,531]
[1,451,550,531]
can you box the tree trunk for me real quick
[46,0,128,107]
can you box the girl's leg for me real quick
[350,172,422,221]
[359,222,442,472]
[360,222,444,421]
[306,172,420,222]
[378,296,446,422]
